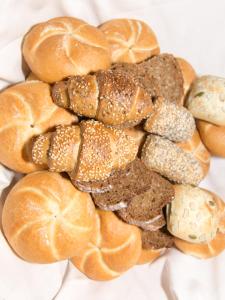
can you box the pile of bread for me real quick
[0,16,225,281]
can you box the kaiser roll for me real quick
[71,210,142,281]
[0,81,77,173]
[186,75,225,126]
[176,57,196,104]
[197,120,225,158]
[99,19,159,63]
[22,17,111,83]
[2,171,95,263]
[176,130,211,178]
[137,248,165,265]
[175,195,225,259]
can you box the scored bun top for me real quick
[2,171,96,263]
[23,17,111,83]
[100,18,159,63]
[0,81,76,173]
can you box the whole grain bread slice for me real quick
[141,227,174,249]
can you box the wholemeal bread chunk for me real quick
[117,175,174,230]
[112,54,184,105]
[141,135,204,185]
[92,158,174,213]
[141,227,174,250]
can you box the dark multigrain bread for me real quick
[112,54,184,105]
[139,54,184,105]
[141,227,174,249]
[117,176,174,230]
[91,158,174,215]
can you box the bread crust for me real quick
[100,19,159,63]
[2,171,95,263]
[71,210,142,280]
[23,17,111,83]
[197,120,225,158]
[0,81,76,173]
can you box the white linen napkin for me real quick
[0,0,225,299]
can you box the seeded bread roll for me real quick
[186,75,225,126]
[174,195,225,259]
[2,172,95,263]
[92,159,173,213]
[176,57,196,104]
[52,69,153,127]
[99,19,159,63]
[0,81,76,173]
[197,120,225,158]
[177,130,211,177]
[167,185,222,244]
[71,210,142,281]
[141,135,204,185]
[32,120,138,184]
[22,17,111,83]
[144,99,196,142]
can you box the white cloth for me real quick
[0,0,225,299]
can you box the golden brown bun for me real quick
[124,126,146,152]
[26,72,39,81]
[197,120,225,158]
[0,81,76,173]
[23,17,111,83]
[71,210,142,281]
[176,130,211,178]
[174,193,225,259]
[100,19,159,63]
[137,248,165,265]
[2,171,95,263]
[176,57,196,104]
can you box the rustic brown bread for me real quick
[22,17,111,83]
[2,171,95,263]
[32,120,138,183]
[92,158,173,212]
[71,210,142,281]
[99,19,159,63]
[0,81,76,173]
[141,227,174,250]
[144,99,196,142]
[141,135,204,185]
[52,69,153,127]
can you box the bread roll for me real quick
[71,210,142,281]
[23,17,111,83]
[144,99,196,142]
[26,73,39,81]
[186,75,225,126]
[137,248,165,265]
[2,171,95,263]
[167,185,221,244]
[176,57,196,104]
[0,81,76,173]
[176,130,211,177]
[100,19,159,63]
[175,194,225,259]
[197,120,225,158]
[141,135,204,185]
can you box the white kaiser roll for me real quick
[0,80,77,173]
[2,172,95,263]
[167,185,221,244]
[186,75,225,126]
[23,17,111,83]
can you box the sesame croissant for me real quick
[32,120,138,185]
[51,70,153,127]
